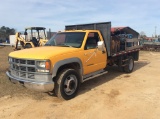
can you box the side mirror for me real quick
[97,41,104,51]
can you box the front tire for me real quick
[54,69,80,100]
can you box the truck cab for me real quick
[45,30,107,75]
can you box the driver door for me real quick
[83,32,107,75]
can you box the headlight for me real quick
[36,60,51,73]
[37,61,46,68]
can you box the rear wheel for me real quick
[123,56,134,73]
[24,44,32,48]
[54,69,80,100]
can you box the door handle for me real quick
[84,52,92,55]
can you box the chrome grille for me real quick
[20,66,26,71]
[11,58,36,72]
[20,72,26,78]
[12,70,35,79]
[28,67,36,72]
[20,59,26,64]
[11,58,35,65]
[27,60,35,65]
[16,59,19,63]
[28,73,35,79]
[10,58,36,79]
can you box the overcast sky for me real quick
[0,0,159,36]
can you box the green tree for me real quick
[0,26,16,40]
[139,31,147,38]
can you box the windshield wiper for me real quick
[64,44,73,47]
[57,44,74,47]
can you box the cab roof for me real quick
[64,29,99,32]
[25,27,46,30]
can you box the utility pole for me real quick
[155,26,157,38]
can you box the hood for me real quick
[9,46,80,59]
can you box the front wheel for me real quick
[54,69,80,100]
[123,56,134,73]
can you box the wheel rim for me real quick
[64,74,78,95]
[129,58,133,71]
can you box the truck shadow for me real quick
[78,60,150,96]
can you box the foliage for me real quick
[0,26,16,40]
[139,31,147,38]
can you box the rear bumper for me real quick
[6,71,54,92]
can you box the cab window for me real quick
[85,32,100,50]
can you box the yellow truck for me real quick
[6,22,141,100]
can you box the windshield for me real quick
[45,32,85,48]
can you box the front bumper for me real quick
[6,71,54,92]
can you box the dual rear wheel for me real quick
[123,56,134,73]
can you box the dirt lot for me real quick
[0,46,160,119]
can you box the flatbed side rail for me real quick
[111,48,140,57]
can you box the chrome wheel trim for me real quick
[64,74,78,95]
